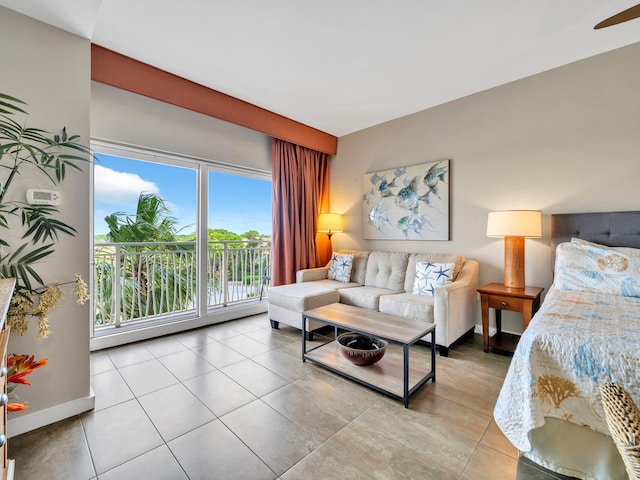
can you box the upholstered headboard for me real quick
[551,211,640,270]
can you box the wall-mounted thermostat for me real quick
[26,189,60,206]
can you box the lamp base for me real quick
[504,236,525,289]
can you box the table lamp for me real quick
[487,210,541,289]
[317,213,343,240]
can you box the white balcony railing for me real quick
[93,240,271,331]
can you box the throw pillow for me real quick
[412,261,455,296]
[327,252,355,283]
[553,241,640,297]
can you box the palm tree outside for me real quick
[95,193,196,325]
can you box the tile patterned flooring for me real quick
[8,314,575,479]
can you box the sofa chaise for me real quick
[267,250,479,356]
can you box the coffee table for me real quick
[302,303,436,408]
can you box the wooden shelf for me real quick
[489,332,520,354]
[304,341,433,399]
[0,279,14,480]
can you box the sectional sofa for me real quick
[267,250,479,356]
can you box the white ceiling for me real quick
[2,0,640,137]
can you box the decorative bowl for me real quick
[337,332,388,366]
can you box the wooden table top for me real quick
[303,302,435,344]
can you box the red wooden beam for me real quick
[91,44,337,155]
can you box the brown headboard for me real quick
[551,211,640,269]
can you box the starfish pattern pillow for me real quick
[327,252,355,283]
[412,261,455,296]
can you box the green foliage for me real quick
[0,92,90,293]
[95,192,196,324]
[139,229,271,244]
[208,228,242,241]
[175,233,195,242]
[105,192,183,246]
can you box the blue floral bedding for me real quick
[494,287,640,451]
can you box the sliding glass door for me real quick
[93,150,198,334]
[91,142,271,343]
[207,170,272,307]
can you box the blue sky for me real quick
[94,154,272,236]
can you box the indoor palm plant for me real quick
[0,92,90,339]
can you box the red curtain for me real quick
[271,138,331,286]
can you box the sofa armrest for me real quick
[433,259,479,347]
[296,267,329,283]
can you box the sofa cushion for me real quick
[404,253,465,292]
[339,286,400,311]
[364,251,409,290]
[379,292,435,323]
[304,279,362,289]
[268,283,340,311]
[327,252,355,283]
[412,262,455,296]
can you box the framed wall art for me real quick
[362,159,450,240]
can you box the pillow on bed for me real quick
[412,262,455,296]
[553,241,640,297]
[327,252,354,283]
[571,237,640,257]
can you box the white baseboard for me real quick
[473,324,521,336]
[7,390,95,438]
[90,302,268,350]
[474,324,496,336]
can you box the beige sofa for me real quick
[267,250,479,356]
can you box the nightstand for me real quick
[478,283,544,353]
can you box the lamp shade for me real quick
[487,210,541,238]
[317,213,343,234]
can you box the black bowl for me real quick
[337,332,387,366]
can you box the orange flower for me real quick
[6,354,48,397]
[7,354,48,374]
[8,370,31,386]
[7,403,29,412]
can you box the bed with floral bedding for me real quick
[494,212,640,480]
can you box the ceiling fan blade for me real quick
[595,3,640,29]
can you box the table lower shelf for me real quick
[304,341,434,404]
[489,332,520,353]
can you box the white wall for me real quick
[331,41,640,333]
[0,7,93,434]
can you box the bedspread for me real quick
[494,288,640,451]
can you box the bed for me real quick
[494,211,640,480]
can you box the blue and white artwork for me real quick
[363,160,450,240]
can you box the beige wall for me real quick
[0,7,93,433]
[331,41,640,333]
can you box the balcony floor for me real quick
[9,314,574,479]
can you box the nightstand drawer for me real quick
[488,295,523,312]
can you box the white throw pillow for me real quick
[327,252,355,283]
[412,261,455,296]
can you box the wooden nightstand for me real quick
[478,283,544,353]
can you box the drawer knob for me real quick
[0,367,6,377]
[0,434,5,448]
[501,301,508,306]
[0,393,8,406]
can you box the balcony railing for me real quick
[93,240,271,331]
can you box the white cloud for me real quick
[94,165,159,205]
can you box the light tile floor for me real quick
[8,313,576,479]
